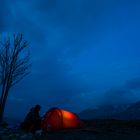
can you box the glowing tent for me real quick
[41,108,83,131]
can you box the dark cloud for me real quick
[126,78,140,90]
[100,77,140,106]
[0,0,8,32]
[102,87,132,105]
[6,0,110,54]
[32,0,112,53]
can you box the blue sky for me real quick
[0,0,140,119]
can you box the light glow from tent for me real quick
[62,110,73,119]
[62,110,78,128]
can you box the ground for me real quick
[39,119,140,140]
[1,119,140,140]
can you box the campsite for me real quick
[1,0,140,140]
[39,119,140,140]
[1,106,140,140]
[1,119,140,139]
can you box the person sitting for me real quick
[21,104,41,133]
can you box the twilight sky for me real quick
[0,0,140,119]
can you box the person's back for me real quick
[21,105,41,133]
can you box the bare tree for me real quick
[0,34,31,122]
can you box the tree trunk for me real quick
[0,80,6,105]
[0,104,4,123]
[0,104,3,123]
[0,85,10,123]
[0,84,6,122]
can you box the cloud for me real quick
[1,0,116,54]
[102,87,133,105]
[125,78,140,90]
[0,0,8,32]
[98,77,140,106]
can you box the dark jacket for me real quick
[21,107,41,132]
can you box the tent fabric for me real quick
[41,108,83,131]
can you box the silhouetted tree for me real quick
[0,34,31,122]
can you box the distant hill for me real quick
[111,101,140,120]
[78,102,140,120]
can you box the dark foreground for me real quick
[40,119,140,140]
[1,119,140,140]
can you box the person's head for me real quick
[34,104,41,112]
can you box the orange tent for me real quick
[41,108,83,131]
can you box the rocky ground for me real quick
[0,119,140,140]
